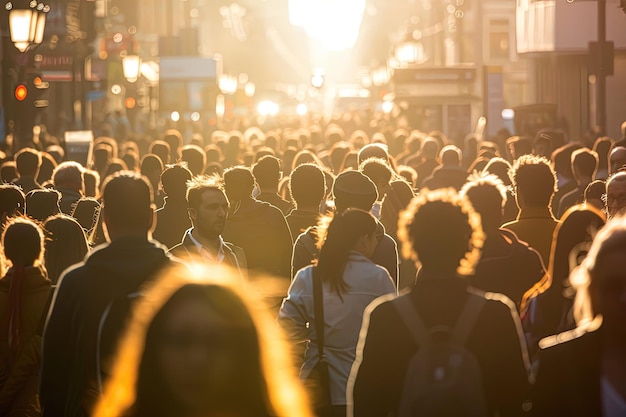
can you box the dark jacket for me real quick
[56,187,83,215]
[556,184,587,218]
[0,266,51,417]
[533,326,603,417]
[285,209,320,242]
[292,220,399,286]
[350,275,532,417]
[256,191,294,216]
[469,229,546,308]
[40,237,177,417]
[152,196,192,249]
[222,198,293,279]
[169,229,247,280]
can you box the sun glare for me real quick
[288,0,366,51]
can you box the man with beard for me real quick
[170,175,246,279]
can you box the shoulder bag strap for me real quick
[312,266,325,359]
[452,293,486,345]
[392,295,429,347]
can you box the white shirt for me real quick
[187,231,226,263]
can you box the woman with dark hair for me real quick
[43,214,90,284]
[94,264,312,417]
[520,203,606,359]
[279,208,396,416]
[0,217,52,416]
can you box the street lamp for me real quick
[6,1,49,53]
[122,54,141,83]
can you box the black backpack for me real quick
[393,293,489,417]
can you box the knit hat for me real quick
[332,170,378,212]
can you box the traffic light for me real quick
[29,73,49,109]
[14,83,28,101]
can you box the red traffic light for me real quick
[15,84,28,101]
[125,97,136,109]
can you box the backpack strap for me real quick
[312,266,326,359]
[393,295,429,347]
[451,293,486,345]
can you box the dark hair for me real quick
[551,143,582,180]
[52,161,85,193]
[149,140,171,166]
[358,143,389,165]
[101,171,153,232]
[571,148,598,180]
[71,197,101,239]
[317,209,377,297]
[160,164,192,199]
[25,189,61,222]
[440,145,461,166]
[460,174,508,230]
[181,145,206,176]
[102,158,129,183]
[223,167,254,202]
[43,214,90,284]
[15,148,41,177]
[483,157,513,186]
[329,142,352,174]
[593,136,613,171]
[37,152,58,185]
[162,129,183,162]
[186,175,226,209]
[204,145,223,164]
[359,157,393,186]
[2,217,44,267]
[584,180,606,201]
[0,184,25,219]
[83,169,100,198]
[399,189,482,274]
[510,155,557,207]
[252,155,281,190]
[289,163,325,208]
[0,161,17,183]
[121,151,139,172]
[520,204,605,324]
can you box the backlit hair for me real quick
[93,264,313,417]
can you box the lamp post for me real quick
[3,0,49,152]
[7,0,49,53]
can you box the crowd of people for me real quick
[0,118,625,417]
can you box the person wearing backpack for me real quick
[348,189,532,417]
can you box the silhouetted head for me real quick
[289,163,326,209]
[160,164,192,199]
[332,170,378,213]
[101,171,154,240]
[223,167,255,202]
[460,173,507,232]
[398,188,483,275]
[509,155,557,208]
[25,188,61,222]
[15,147,41,177]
